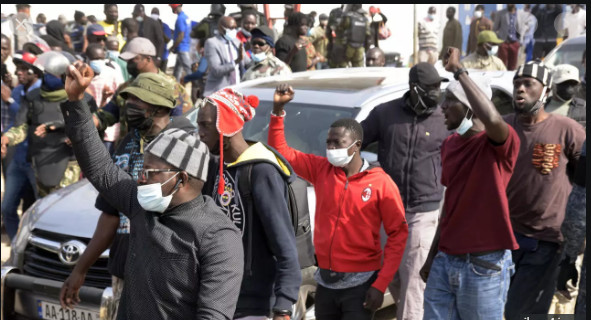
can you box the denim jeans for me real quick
[173,51,193,82]
[1,160,38,241]
[423,250,514,320]
[505,239,561,320]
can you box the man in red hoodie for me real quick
[269,83,408,319]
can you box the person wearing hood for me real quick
[269,83,408,319]
[544,64,586,128]
[421,47,520,320]
[132,4,164,68]
[41,20,75,54]
[1,51,97,196]
[503,60,585,319]
[198,87,301,319]
[461,30,507,71]
[242,26,291,81]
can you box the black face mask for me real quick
[126,104,154,132]
[411,85,440,115]
[555,83,577,101]
[126,60,139,78]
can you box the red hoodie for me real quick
[268,114,408,292]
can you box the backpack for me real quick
[346,11,368,48]
[238,164,316,270]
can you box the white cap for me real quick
[119,37,157,60]
[446,77,492,110]
[552,64,580,84]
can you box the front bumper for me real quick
[2,266,114,320]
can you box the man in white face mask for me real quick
[269,83,409,319]
[242,26,292,81]
[60,61,244,319]
[421,47,520,319]
[467,5,493,54]
[132,3,164,67]
[461,30,507,71]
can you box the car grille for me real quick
[23,229,112,289]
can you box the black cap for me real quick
[251,26,275,46]
[409,63,449,85]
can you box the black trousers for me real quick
[315,272,378,320]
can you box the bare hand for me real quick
[102,85,114,100]
[235,43,244,64]
[65,61,94,102]
[363,287,384,311]
[0,135,8,159]
[60,271,86,309]
[64,137,72,147]
[1,83,11,101]
[273,83,294,114]
[442,47,463,73]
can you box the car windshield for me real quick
[242,100,359,156]
[545,42,586,76]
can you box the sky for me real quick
[1,4,480,62]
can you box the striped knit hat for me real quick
[144,128,209,182]
[514,60,552,87]
[204,88,259,194]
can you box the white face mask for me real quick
[474,11,483,19]
[487,45,499,56]
[326,140,358,167]
[137,172,180,213]
[455,109,474,135]
[224,28,238,41]
[252,51,267,63]
[135,16,144,23]
[151,14,159,20]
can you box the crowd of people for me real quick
[0,3,587,320]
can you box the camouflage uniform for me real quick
[36,160,81,197]
[242,53,292,81]
[337,9,371,68]
[94,70,193,144]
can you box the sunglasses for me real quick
[251,40,267,47]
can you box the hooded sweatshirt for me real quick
[203,142,302,317]
[268,114,408,293]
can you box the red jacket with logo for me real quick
[268,114,408,292]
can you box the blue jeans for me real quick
[1,160,38,241]
[173,51,192,82]
[423,250,514,320]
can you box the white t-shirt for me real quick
[564,9,586,38]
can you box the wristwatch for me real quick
[454,68,468,80]
[273,309,292,319]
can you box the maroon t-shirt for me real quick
[439,126,520,255]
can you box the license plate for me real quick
[37,301,100,320]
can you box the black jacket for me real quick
[203,142,302,317]
[61,98,244,319]
[361,92,450,213]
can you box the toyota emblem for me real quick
[58,240,87,266]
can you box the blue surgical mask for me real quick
[252,51,267,63]
[456,109,474,135]
[428,14,435,20]
[136,172,180,213]
[107,50,119,60]
[135,16,144,23]
[224,28,238,41]
[89,60,103,75]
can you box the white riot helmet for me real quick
[33,51,71,77]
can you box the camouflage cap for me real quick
[120,73,176,109]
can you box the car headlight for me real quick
[11,200,42,257]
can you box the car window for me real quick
[545,42,586,76]
[242,101,359,156]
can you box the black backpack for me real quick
[346,11,368,48]
[238,164,316,270]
